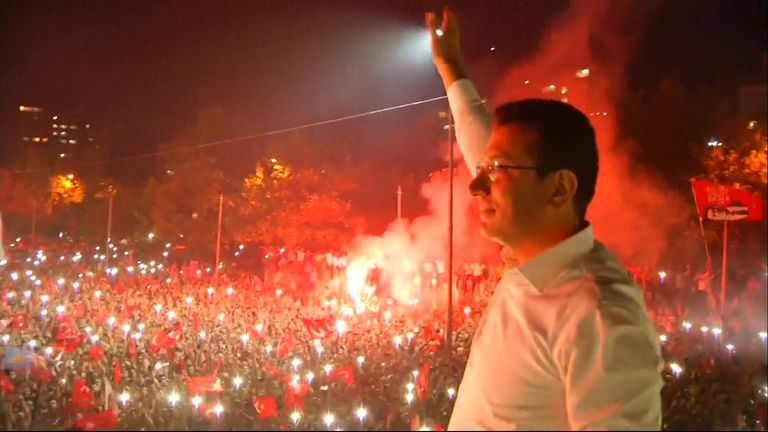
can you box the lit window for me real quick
[22,137,30,141]
[52,124,58,128]
[60,139,67,144]
[42,138,48,142]
[748,120,758,130]
[52,115,58,120]
[576,68,591,78]
[32,137,41,142]
[68,139,76,144]
[85,124,90,129]
[60,131,67,136]
[59,153,66,158]
[70,125,77,130]
[52,131,58,136]
[60,125,68,129]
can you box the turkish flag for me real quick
[55,333,84,353]
[68,377,97,412]
[88,345,104,362]
[252,396,278,419]
[300,317,334,339]
[150,327,179,354]
[186,376,224,395]
[31,366,53,383]
[74,409,118,431]
[328,364,355,388]
[0,373,14,395]
[113,361,121,386]
[284,380,310,411]
[262,361,284,379]
[691,179,764,221]
[416,362,429,401]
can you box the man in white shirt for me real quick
[426,9,664,430]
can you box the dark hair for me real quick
[493,99,598,220]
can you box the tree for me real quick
[235,160,363,250]
[151,152,225,256]
[701,128,767,194]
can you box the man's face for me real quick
[470,123,551,247]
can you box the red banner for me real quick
[252,396,278,419]
[691,179,764,221]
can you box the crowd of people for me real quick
[0,238,766,430]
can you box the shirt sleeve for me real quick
[557,302,664,430]
[446,79,492,176]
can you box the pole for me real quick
[719,220,727,330]
[397,185,402,222]
[446,109,454,356]
[689,181,712,269]
[215,193,224,277]
[31,201,37,248]
[106,193,114,264]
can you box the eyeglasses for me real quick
[474,161,538,182]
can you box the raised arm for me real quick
[426,8,491,175]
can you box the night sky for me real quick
[1,0,765,217]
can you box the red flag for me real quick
[88,345,104,362]
[284,379,309,411]
[691,179,764,221]
[252,396,278,419]
[262,362,284,379]
[0,373,14,395]
[300,316,334,339]
[10,313,29,332]
[74,409,118,431]
[68,377,97,412]
[328,364,355,387]
[199,402,221,421]
[55,333,84,353]
[113,361,121,386]
[127,337,137,358]
[31,366,53,383]
[150,329,178,354]
[416,362,430,400]
[277,332,294,358]
[186,376,224,394]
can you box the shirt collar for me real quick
[515,224,595,292]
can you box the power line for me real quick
[9,95,448,175]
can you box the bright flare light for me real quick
[167,392,180,406]
[670,363,683,377]
[447,387,455,400]
[759,331,767,341]
[290,411,301,425]
[324,364,333,375]
[682,321,692,331]
[214,403,223,416]
[405,392,414,404]
[357,355,365,367]
[356,406,367,422]
[119,392,130,405]
[323,413,335,428]
[292,358,302,370]
[192,395,202,408]
[233,376,243,389]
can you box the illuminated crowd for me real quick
[0,238,766,430]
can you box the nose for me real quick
[469,174,490,196]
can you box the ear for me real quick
[549,169,578,209]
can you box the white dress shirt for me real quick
[446,79,664,430]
